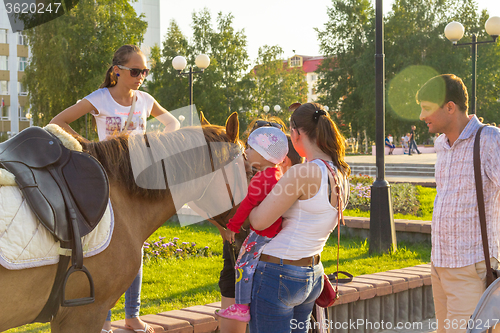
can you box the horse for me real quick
[0,112,247,332]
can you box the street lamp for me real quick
[444,16,500,115]
[274,105,281,113]
[370,0,397,254]
[172,54,211,125]
[263,105,270,114]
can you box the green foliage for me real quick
[148,10,252,126]
[316,0,500,142]
[23,0,147,139]
[245,45,308,125]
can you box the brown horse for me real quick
[0,113,246,332]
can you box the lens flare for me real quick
[388,65,439,120]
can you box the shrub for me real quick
[143,237,213,262]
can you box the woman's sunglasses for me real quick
[117,65,150,78]
[253,121,283,129]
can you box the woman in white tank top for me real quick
[247,103,350,333]
[50,45,179,333]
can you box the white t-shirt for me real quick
[84,88,155,141]
[262,160,350,259]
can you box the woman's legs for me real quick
[249,261,323,333]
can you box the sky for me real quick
[159,0,500,63]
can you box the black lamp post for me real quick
[444,17,500,115]
[172,54,211,125]
[369,0,397,254]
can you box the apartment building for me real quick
[0,4,30,140]
[286,54,325,103]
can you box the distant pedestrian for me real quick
[401,133,410,154]
[385,134,395,154]
[417,73,500,333]
[408,125,421,155]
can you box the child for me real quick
[215,127,289,322]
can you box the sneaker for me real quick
[215,304,250,322]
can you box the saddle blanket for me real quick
[0,185,114,270]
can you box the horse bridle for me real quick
[192,140,246,224]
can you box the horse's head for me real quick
[191,112,253,229]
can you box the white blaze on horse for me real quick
[0,112,247,332]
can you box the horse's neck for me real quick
[109,183,176,244]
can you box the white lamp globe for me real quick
[263,105,270,113]
[195,54,210,69]
[178,115,185,122]
[172,56,187,71]
[485,16,500,37]
[444,22,465,43]
[324,105,329,112]
[274,105,281,112]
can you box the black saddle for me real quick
[0,126,109,321]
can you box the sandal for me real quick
[125,323,154,333]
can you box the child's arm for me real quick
[226,172,268,233]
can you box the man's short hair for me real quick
[416,74,468,113]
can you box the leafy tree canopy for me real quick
[316,0,500,143]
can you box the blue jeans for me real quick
[409,140,421,154]
[235,231,272,304]
[106,252,143,321]
[249,260,323,333]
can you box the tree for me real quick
[149,9,251,126]
[24,0,147,138]
[246,45,308,125]
[316,0,500,143]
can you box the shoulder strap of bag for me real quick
[474,125,495,287]
[121,92,136,133]
[319,159,346,293]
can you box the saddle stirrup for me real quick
[60,208,95,307]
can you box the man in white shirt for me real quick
[417,74,500,333]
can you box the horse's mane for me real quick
[81,125,242,201]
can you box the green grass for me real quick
[6,223,430,333]
[345,185,436,220]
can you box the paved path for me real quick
[346,153,437,184]
[345,153,437,165]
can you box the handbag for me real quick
[474,126,498,288]
[315,160,352,307]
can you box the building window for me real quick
[18,57,27,71]
[19,106,28,120]
[0,29,7,44]
[0,56,7,71]
[18,82,28,96]
[0,81,9,95]
[1,106,10,120]
[18,32,28,46]
[312,75,317,81]
[290,56,302,67]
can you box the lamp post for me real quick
[444,16,500,115]
[370,0,397,254]
[172,54,211,125]
[263,105,270,114]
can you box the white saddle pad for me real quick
[0,185,114,270]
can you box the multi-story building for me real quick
[286,54,325,102]
[0,5,30,140]
[131,0,161,60]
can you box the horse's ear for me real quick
[225,112,239,143]
[199,111,211,126]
